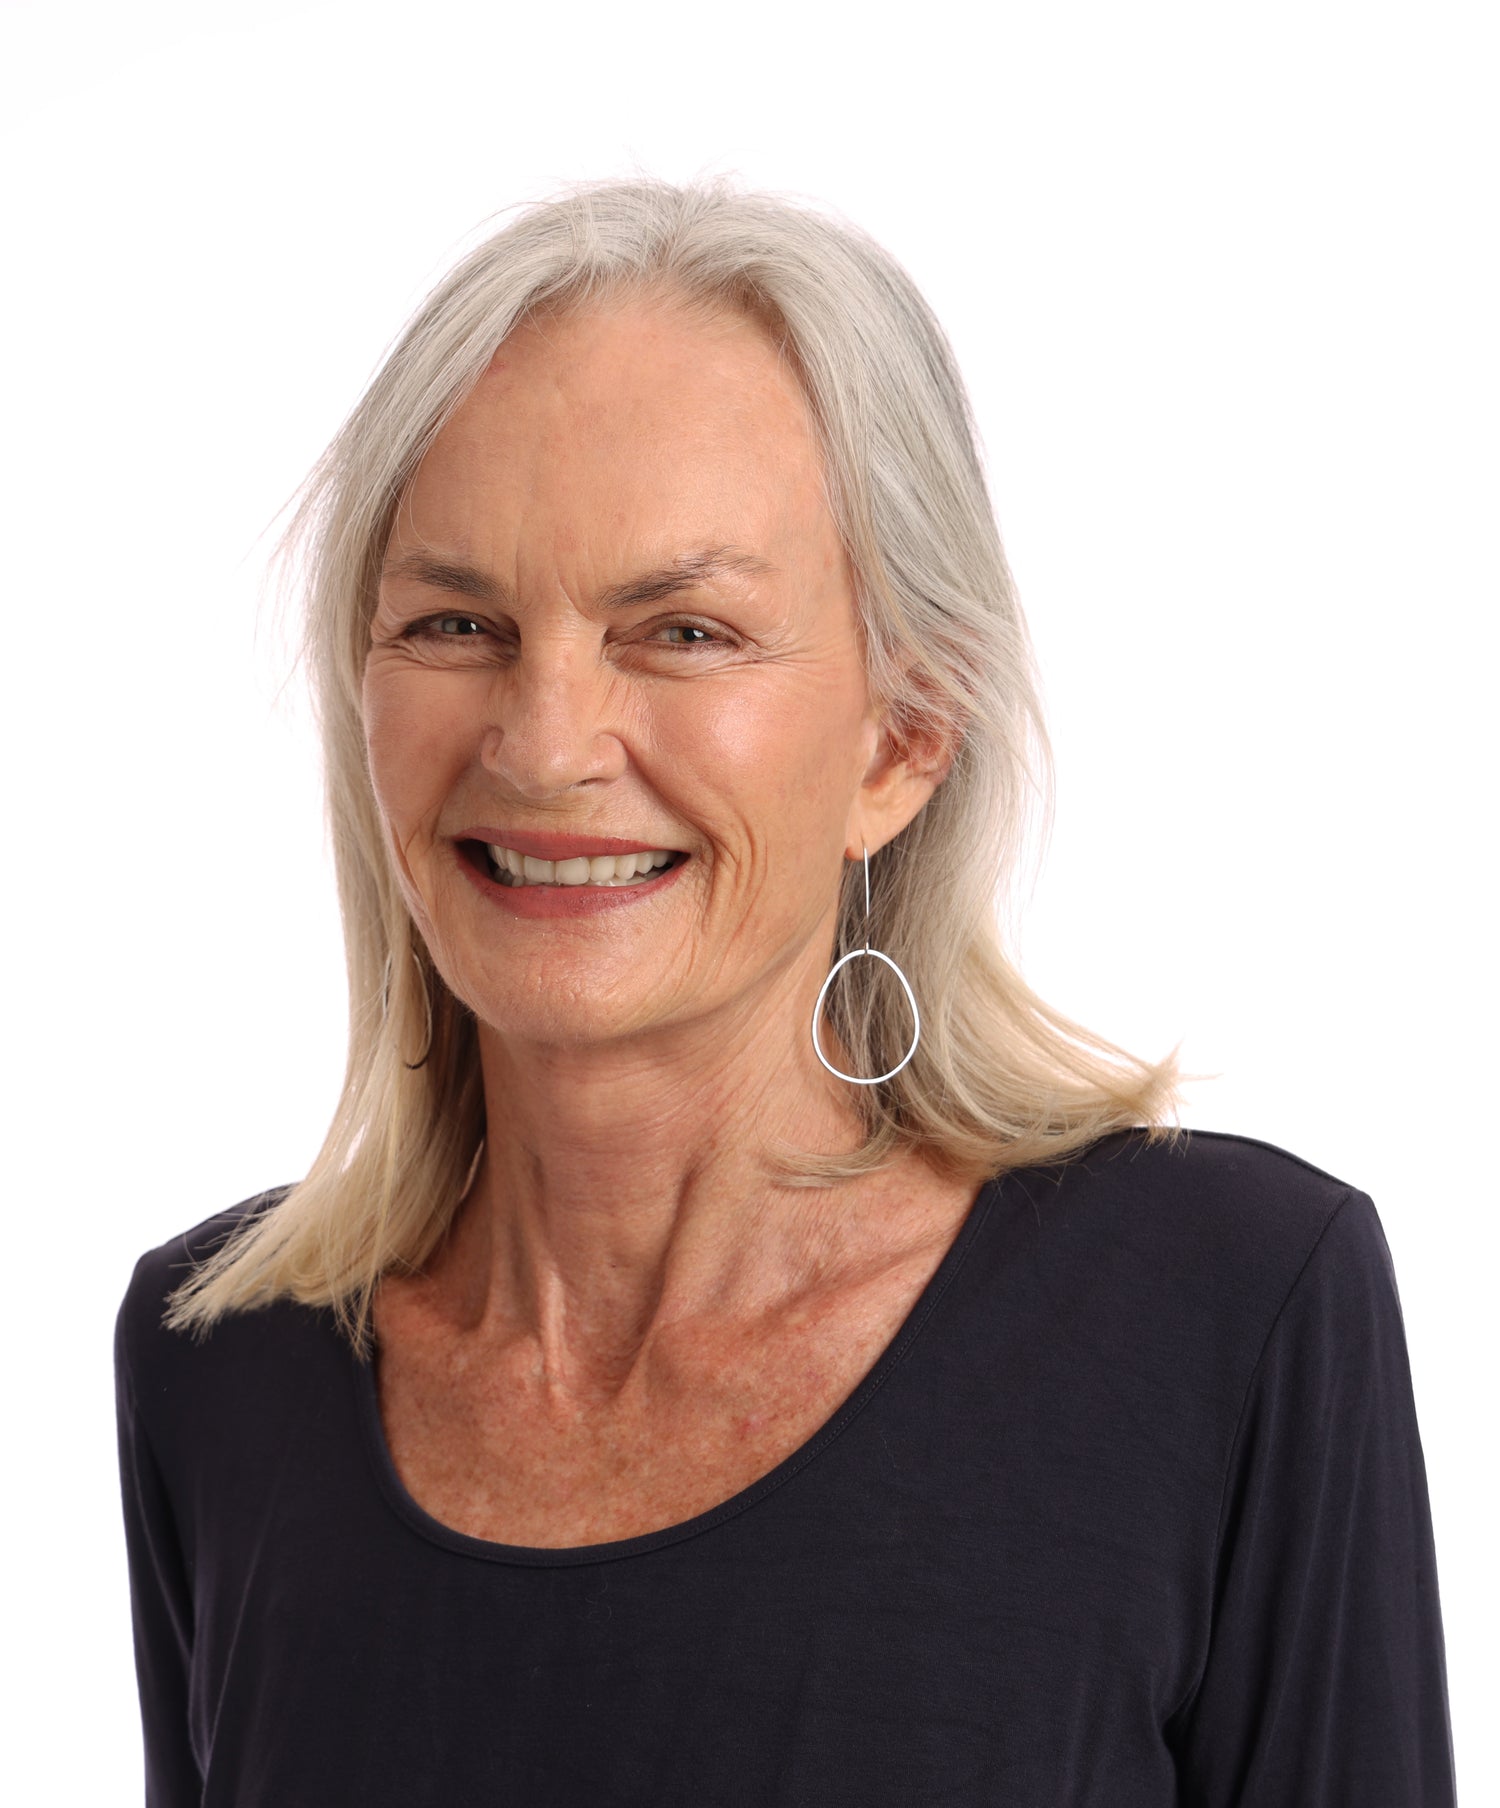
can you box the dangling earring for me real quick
[811,844,921,1085]
[381,943,434,1072]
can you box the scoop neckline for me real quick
[348,1174,1000,1567]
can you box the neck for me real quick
[424,972,941,1393]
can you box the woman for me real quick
[115,177,1455,1804]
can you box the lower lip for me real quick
[457,847,689,918]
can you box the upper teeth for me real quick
[486,845,678,886]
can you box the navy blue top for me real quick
[114,1129,1457,1804]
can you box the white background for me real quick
[3,0,1491,1796]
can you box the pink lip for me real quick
[456,842,689,918]
[456,827,685,859]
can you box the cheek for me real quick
[647,678,868,924]
[361,669,469,836]
[673,679,866,826]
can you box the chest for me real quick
[195,1260,1202,1807]
[370,1271,937,1550]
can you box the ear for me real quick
[845,695,960,860]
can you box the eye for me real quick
[392,614,493,644]
[382,613,509,661]
[646,621,726,648]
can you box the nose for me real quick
[478,639,628,799]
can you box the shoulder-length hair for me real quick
[165,174,1180,1352]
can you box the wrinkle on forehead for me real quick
[387,288,851,611]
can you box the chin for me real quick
[451,957,698,1055]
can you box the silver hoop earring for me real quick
[381,944,434,1072]
[811,845,921,1086]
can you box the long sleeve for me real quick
[115,1279,204,1807]
[1167,1189,1457,1805]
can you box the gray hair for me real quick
[166,174,1179,1351]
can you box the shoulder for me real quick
[1000,1127,1385,1362]
[117,1185,293,1321]
[1037,1123,1357,1205]
[1020,1124,1362,1235]
[114,1186,294,1398]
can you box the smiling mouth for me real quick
[461,841,688,889]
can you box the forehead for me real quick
[394,292,836,566]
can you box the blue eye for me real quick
[436,616,483,635]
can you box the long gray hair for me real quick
[165,174,1179,1352]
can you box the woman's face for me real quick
[363,289,935,1056]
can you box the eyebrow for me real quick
[380,546,778,610]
